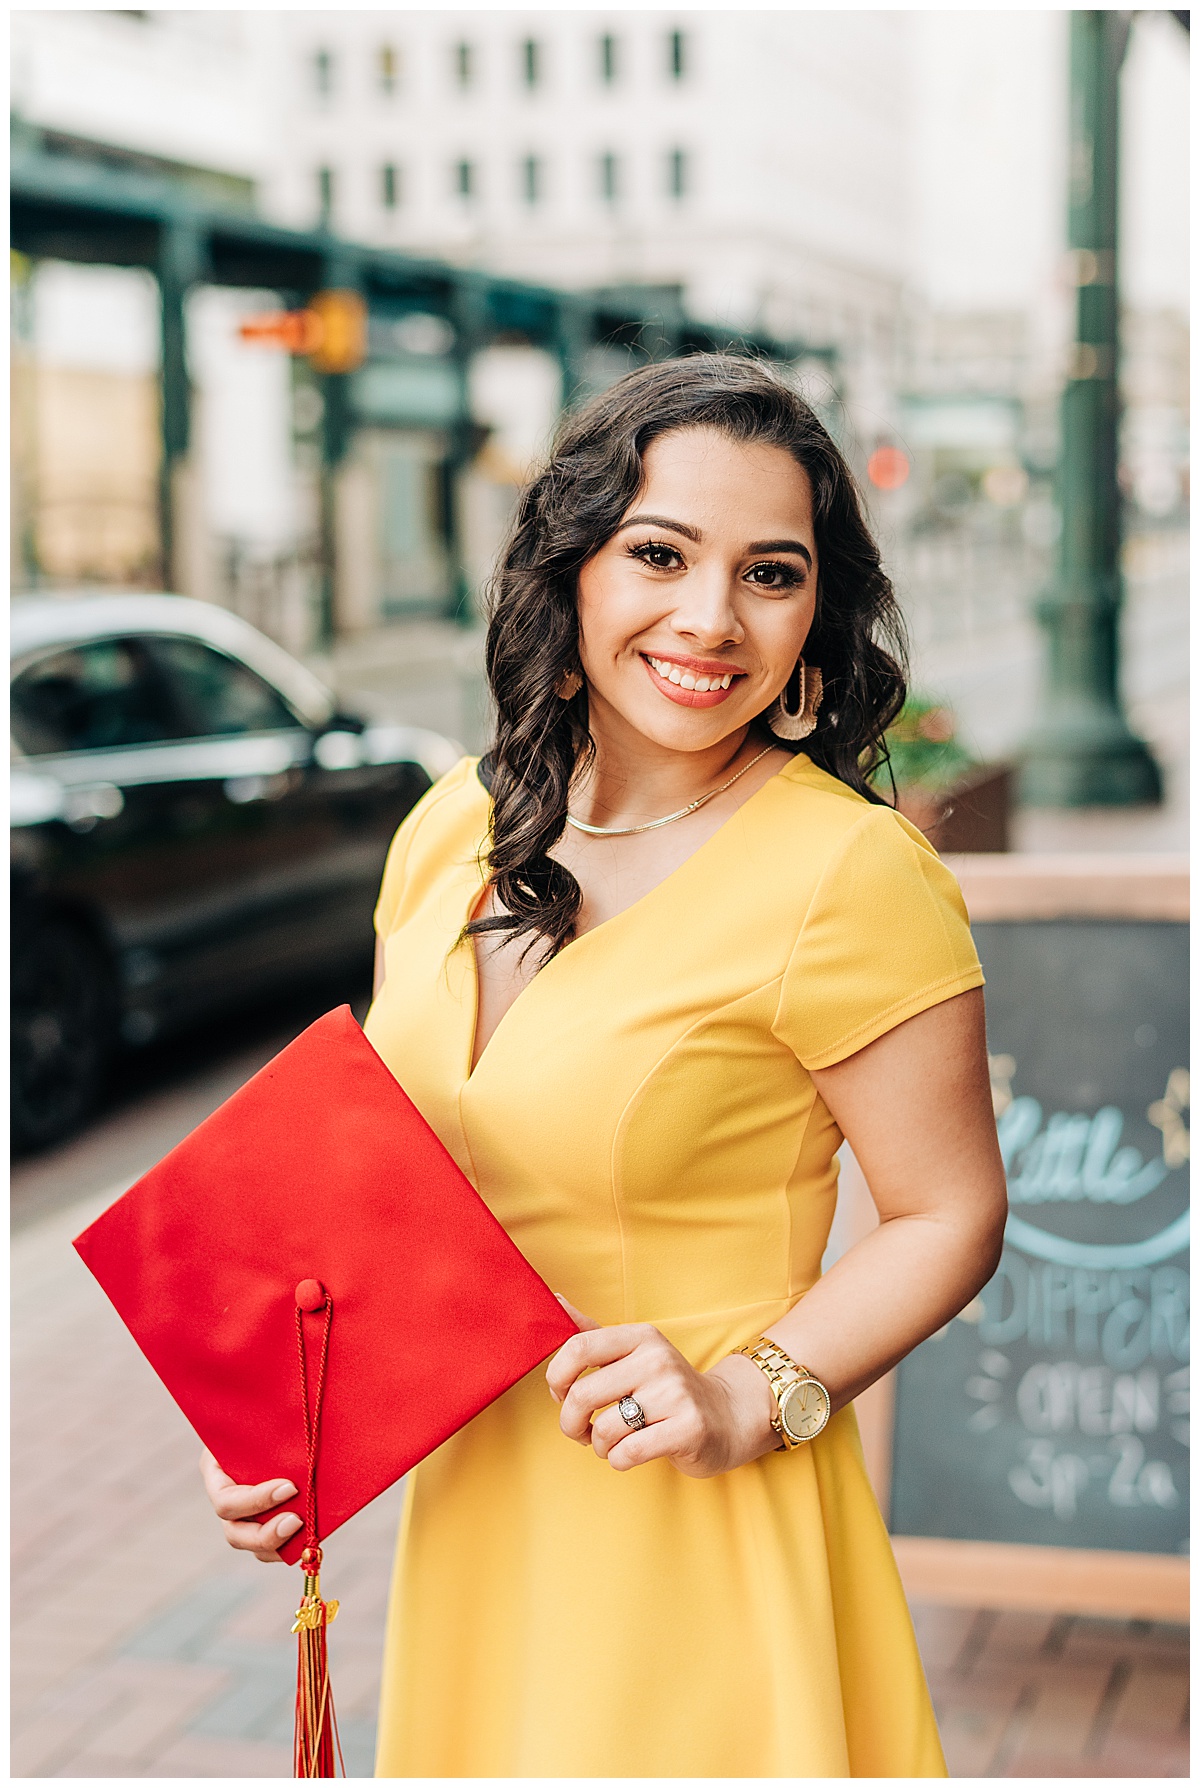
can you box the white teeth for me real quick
[646,655,735,692]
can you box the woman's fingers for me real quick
[602,1416,692,1473]
[589,1399,655,1458]
[197,1448,302,1560]
[199,1447,298,1522]
[545,1323,658,1403]
[558,1355,654,1443]
[220,1510,303,1563]
[546,1327,731,1476]
[553,1294,601,1333]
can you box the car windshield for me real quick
[11,638,183,756]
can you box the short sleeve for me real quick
[774,806,984,1070]
[372,758,472,940]
[373,815,417,941]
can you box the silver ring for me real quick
[618,1395,647,1431]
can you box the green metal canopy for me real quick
[12,124,833,628]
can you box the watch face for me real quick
[780,1377,830,1443]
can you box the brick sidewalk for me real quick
[913,1604,1188,1776]
[13,1187,1189,1777]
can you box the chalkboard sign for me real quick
[889,919,1189,1557]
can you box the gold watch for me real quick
[733,1336,831,1449]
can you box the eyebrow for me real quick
[748,539,813,569]
[616,513,701,542]
[616,515,813,571]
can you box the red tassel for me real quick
[292,1294,342,1776]
[293,1546,343,1778]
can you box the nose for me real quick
[668,563,744,650]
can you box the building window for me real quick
[313,47,334,97]
[667,147,688,199]
[521,155,543,205]
[381,163,401,210]
[521,38,541,88]
[668,29,686,80]
[599,33,618,84]
[454,158,476,200]
[377,44,399,95]
[317,166,335,225]
[454,41,474,88]
[598,152,619,203]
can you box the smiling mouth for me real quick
[642,654,742,694]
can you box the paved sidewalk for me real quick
[13,1182,1189,1777]
[913,1604,1188,1777]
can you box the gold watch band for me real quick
[733,1335,825,1449]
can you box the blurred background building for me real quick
[10,8,1189,766]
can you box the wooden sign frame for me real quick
[849,853,1190,1623]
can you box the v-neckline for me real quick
[462,752,805,1082]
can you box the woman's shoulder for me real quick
[401,755,489,849]
[760,752,974,948]
[769,754,940,873]
[768,759,982,1069]
[373,757,487,938]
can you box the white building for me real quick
[264,12,1188,476]
[10,9,276,185]
[268,14,910,363]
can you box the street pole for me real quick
[315,253,362,650]
[157,217,204,593]
[554,297,593,414]
[1019,10,1161,807]
[445,278,490,627]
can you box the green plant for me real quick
[873,697,977,793]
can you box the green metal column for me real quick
[316,253,361,648]
[444,279,490,626]
[1020,11,1160,806]
[10,250,40,587]
[553,298,593,412]
[157,216,204,590]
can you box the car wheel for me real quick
[11,920,116,1154]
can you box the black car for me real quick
[11,593,461,1151]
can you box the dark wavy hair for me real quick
[469,352,908,964]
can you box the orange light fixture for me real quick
[867,445,910,491]
[238,289,368,374]
[239,310,324,354]
[307,290,368,375]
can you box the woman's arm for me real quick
[374,936,386,998]
[548,987,1008,1475]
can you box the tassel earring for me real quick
[766,661,823,741]
[555,668,583,701]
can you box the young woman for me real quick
[203,354,1007,1777]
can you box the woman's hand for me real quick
[546,1318,777,1479]
[199,1447,302,1563]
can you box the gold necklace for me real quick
[565,745,775,838]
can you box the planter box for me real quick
[896,763,1013,854]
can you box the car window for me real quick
[149,638,300,738]
[11,638,182,756]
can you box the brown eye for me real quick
[629,541,684,571]
[747,561,803,589]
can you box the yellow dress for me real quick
[364,753,983,1778]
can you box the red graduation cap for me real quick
[73,1004,577,1775]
